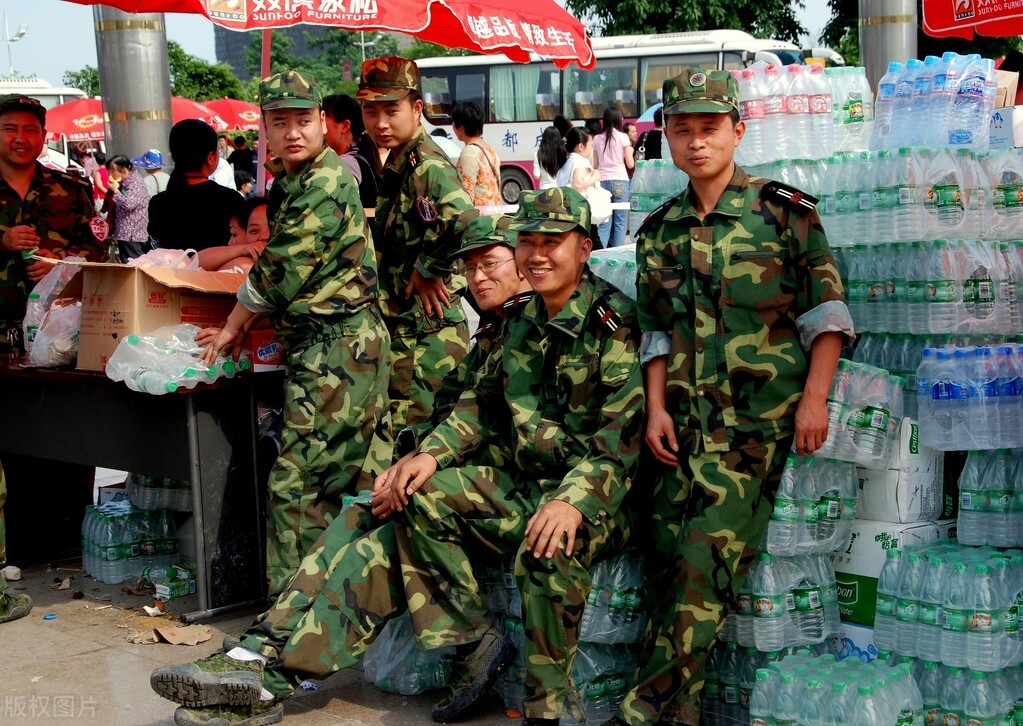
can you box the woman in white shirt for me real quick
[556,127,601,192]
[533,126,566,190]
[593,107,635,247]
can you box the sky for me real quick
[5,0,834,87]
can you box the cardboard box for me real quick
[989,105,1023,149]
[829,519,957,626]
[58,262,244,372]
[826,621,878,663]
[856,419,948,523]
[996,69,1019,108]
[245,328,284,372]
[97,482,127,504]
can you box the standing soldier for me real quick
[391,188,644,726]
[197,71,393,596]
[603,69,854,726]
[358,56,478,431]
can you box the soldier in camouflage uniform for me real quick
[358,56,478,431]
[0,93,106,356]
[149,215,538,726]
[195,71,393,599]
[390,188,644,726]
[603,70,854,726]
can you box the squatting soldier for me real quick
[0,93,105,356]
[196,71,393,598]
[150,215,537,726]
[358,56,478,431]
[391,188,644,726]
[603,69,854,726]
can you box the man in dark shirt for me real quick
[228,135,256,177]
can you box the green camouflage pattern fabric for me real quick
[242,146,394,595]
[508,187,590,235]
[662,67,740,116]
[404,270,644,720]
[635,165,847,454]
[258,70,322,110]
[617,438,790,725]
[241,147,381,348]
[0,95,46,125]
[356,56,420,102]
[239,502,404,699]
[0,162,105,341]
[373,126,476,429]
[451,213,516,258]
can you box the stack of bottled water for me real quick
[747,650,926,726]
[815,359,903,469]
[589,246,639,301]
[871,52,997,154]
[81,501,179,585]
[874,541,1023,672]
[361,612,452,695]
[764,454,858,556]
[916,344,1023,451]
[105,323,251,395]
[827,66,875,153]
[956,449,1023,547]
[125,473,193,511]
[628,159,688,234]
[562,643,639,726]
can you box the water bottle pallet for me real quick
[81,502,179,585]
[956,450,1023,547]
[817,359,903,469]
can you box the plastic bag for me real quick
[579,552,647,645]
[27,298,81,367]
[23,257,84,353]
[361,612,451,695]
[126,248,199,270]
[583,183,613,226]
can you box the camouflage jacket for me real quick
[238,147,381,347]
[636,165,854,453]
[0,162,105,326]
[396,291,535,457]
[419,271,644,525]
[372,126,477,337]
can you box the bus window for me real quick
[639,53,718,110]
[722,52,747,72]
[421,70,485,124]
[565,58,637,121]
[491,62,561,123]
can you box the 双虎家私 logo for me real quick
[953,0,975,22]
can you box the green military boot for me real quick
[431,626,516,722]
[0,592,32,624]
[152,652,265,708]
[173,700,284,726]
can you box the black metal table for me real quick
[0,364,275,620]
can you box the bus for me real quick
[417,29,814,203]
[0,75,90,170]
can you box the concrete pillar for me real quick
[858,0,918,89]
[93,7,172,162]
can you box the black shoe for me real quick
[431,628,516,722]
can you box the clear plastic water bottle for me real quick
[957,151,992,241]
[949,55,994,154]
[886,244,910,334]
[766,455,808,556]
[773,672,801,725]
[739,68,766,166]
[785,64,812,160]
[791,557,826,644]
[718,640,742,723]
[752,552,796,652]
[959,451,992,545]
[918,556,950,663]
[762,64,786,164]
[945,565,973,668]
[919,348,952,450]
[893,147,926,241]
[994,241,1015,332]
[749,668,775,726]
[987,450,1016,548]
[738,646,760,720]
[891,58,923,149]
[918,660,946,726]
[895,553,927,657]
[949,348,975,451]
[924,149,965,238]
[964,670,1002,724]
[987,147,1023,240]
[847,244,870,329]
[866,247,890,331]
[907,242,930,334]
[855,682,895,724]
[968,564,1003,672]
[807,64,835,160]
[926,241,960,334]
[942,665,970,726]
[872,61,903,151]
[735,572,756,648]
[968,347,1000,450]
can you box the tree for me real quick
[167,41,247,101]
[404,40,475,60]
[566,0,807,43]
[62,66,100,97]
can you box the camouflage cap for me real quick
[662,67,739,115]
[508,188,590,236]
[259,70,322,111]
[0,94,45,126]
[451,215,517,259]
[356,56,420,102]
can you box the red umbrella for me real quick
[65,0,595,69]
[44,96,227,141]
[203,97,261,131]
[923,0,1023,39]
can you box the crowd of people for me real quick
[0,57,853,726]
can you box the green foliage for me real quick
[61,66,100,97]
[404,40,475,60]
[567,0,807,43]
[167,41,247,101]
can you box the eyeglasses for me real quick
[463,257,514,277]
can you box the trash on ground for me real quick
[155,624,212,646]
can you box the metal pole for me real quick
[858,0,917,89]
[92,7,173,162]
[255,29,271,196]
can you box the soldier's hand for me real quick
[25,251,58,283]
[405,268,451,318]
[524,500,583,559]
[645,407,680,467]
[2,225,41,254]
[794,392,829,455]
[375,452,415,512]
[369,484,395,519]
[391,453,438,509]
[198,324,244,365]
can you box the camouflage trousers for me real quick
[267,312,393,596]
[397,464,626,721]
[387,322,468,431]
[0,462,6,594]
[240,502,404,699]
[617,435,790,725]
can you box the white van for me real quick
[0,75,97,172]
